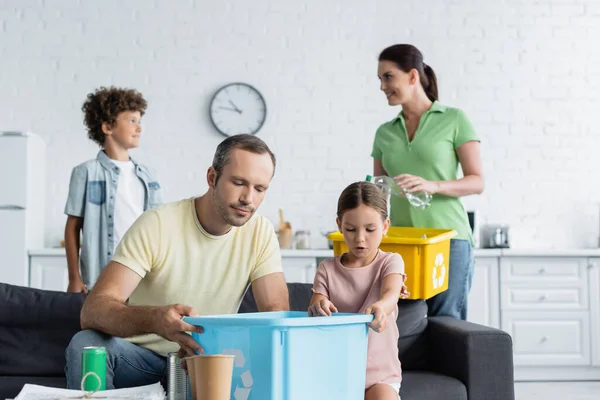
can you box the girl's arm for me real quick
[308,293,338,316]
[309,263,337,316]
[366,273,407,332]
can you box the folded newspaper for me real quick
[13,382,166,400]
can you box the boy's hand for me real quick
[308,298,338,316]
[365,303,387,333]
[67,279,88,294]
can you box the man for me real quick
[65,134,289,389]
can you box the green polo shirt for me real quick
[371,101,479,243]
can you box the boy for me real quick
[64,86,162,293]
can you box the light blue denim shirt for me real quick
[64,150,162,288]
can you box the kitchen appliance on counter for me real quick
[0,132,46,286]
[481,224,510,249]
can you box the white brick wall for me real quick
[2,0,600,249]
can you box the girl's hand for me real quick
[365,303,387,333]
[394,174,440,194]
[308,298,338,316]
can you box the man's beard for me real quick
[213,187,254,227]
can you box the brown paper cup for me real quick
[185,354,235,400]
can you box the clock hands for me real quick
[228,100,243,114]
[218,106,242,114]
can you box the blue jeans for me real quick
[426,239,474,320]
[65,330,167,390]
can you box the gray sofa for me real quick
[0,282,515,399]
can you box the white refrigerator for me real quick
[0,131,45,287]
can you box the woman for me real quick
[371,44,484,320]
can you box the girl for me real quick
[308,181,409,400]
[372,44,484,320]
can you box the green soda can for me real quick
[81,346,106,391]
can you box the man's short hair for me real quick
[212,134,276,182]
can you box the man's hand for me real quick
[153,304,204,357]
[365,302,387,333]
[177,346,197,372]
[67,278,88,294]
[308,298,338,317]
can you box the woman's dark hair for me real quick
[337,182,388,221]
[379,44,438,102]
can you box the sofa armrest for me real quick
[427,317,515,400]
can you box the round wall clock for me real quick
[209,82,267,137]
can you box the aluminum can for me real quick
[167,352,188,400]
[81,346,106,391]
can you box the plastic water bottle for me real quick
[366,175,432,210]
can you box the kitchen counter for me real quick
[29,248,600,257]
[28,248,339,257]
[497,248,600,257]
[280,249,335,258]
[29,248,67,256]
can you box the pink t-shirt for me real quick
[312,250,407,389]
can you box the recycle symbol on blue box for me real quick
[222,348,252,400]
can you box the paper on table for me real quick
[14,382,165,400]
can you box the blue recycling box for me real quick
[184,311,372,400]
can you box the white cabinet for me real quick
[467,256,500,328]
[500,257,592,368]
[500,258,589,315]
[281,257,317,284]
[590,258,600,367]
[500,256,588,284]
[502,311,591,366]
[279,250,332,284]
[29,254,69,292]
[500,256,600,380]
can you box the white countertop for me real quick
[30,248,67,256]
[280,249,336,258]
[28,247,600,257]
[497,248,600,257]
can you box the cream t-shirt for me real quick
[111,197,282,356]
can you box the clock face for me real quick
[209,83,267,137]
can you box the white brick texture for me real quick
[1,0,600,249]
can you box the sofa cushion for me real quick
[0,283,84,328]
[0,326,80,376]
[397,299,430,371]
[400,371,467,400]
[0,283,84,376]
[238,282,313,313]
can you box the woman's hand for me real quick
[308,298,338,316]
[394,174,440,194]
[365,302,387,333]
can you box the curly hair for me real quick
[81,86,148,146]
